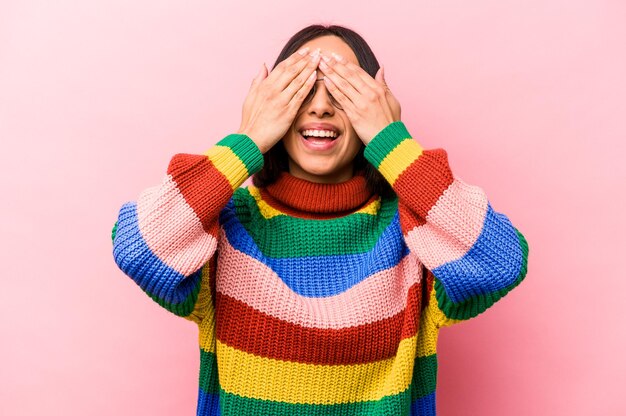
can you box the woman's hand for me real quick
[238,48,322,153]
[317,53,401,144]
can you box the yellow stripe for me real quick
[416,312,439,357]
[357,198,382,215]
[216,334,417,404]
[248,186,383,220]
[425,283,461,329]
[184,262,214,325]
[377,139,423,186]
[248,186,283,219]
[204,145,249,191]
[195,264,217,351]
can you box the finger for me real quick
[280,49,320,94]
[266,47,314,88]
[325,54,372,93]
[329,57,396,120]
[281,55,319,101]
[377,65,393,93]
[273,49,320,93]
[318,57,360,105]
[250,63,268,90]
[322,74,355,113]
[272,47,310,74]
[375,66,392,98]
[376,66,401,120]
[325,53,388,101]
[287,70,317,109]
[375,67,384,85]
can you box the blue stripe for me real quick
[113,202,201,304]
[197,387,220,415]
[220,204,410,297]
[411,391,436,416]
[432,202,524,304]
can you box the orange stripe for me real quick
[258,187,381,220]
[167,154,233,232]
[394,149,454,233]
[215,283,422,365]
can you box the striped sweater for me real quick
[112,121,529,416]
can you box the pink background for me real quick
[1,1,624,414]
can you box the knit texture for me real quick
[112,122,529,415]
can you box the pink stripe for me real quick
[403,176,488,269]
[137,175,218,275]
[216,231,423,329]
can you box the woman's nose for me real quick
[307,81,335,116]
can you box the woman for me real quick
[112,24,529,416]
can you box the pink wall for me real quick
[1,1,624,414]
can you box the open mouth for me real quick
[299,128,341,143]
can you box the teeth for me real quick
[301,129,338,138]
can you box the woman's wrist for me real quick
[237,129,267,154]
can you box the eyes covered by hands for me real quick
[238,47,402,153]
[238,47,322,153]
[315,52,402,145]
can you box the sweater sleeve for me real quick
[111,133,264,323]
[364,121,529,328]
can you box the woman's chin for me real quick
[288,160,355,183]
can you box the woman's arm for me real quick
[364,121,529,328]
[318,54,529,328]
[111,47,322,323]
[111,134,263,323]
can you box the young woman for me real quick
[112,24,529,416]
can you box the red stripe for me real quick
[167,153,233,232]
[421,266,435,311]
[215,283,423,365]
[398,203,427,235]
[394,148,454,233]
[258,187,380,220]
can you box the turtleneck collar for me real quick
[260,168,376,217]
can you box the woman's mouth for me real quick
[299,129,341,151]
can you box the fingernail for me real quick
[331,52,343,61]
[321,55,331,63]
[309,48,321,57]
[298,47,310,55]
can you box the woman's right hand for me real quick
[238,47,321,153]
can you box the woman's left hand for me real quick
[318,52,401,144]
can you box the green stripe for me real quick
[199,348,220,395]
[147,274,202,318]
[111,221,118,242]
[216,388,411,415]
[363,121,412,168]
[411,354,438,399]
[216,134,264,175]
[198,352,437,414]
[232,188,399,257]
[436,228,529,321]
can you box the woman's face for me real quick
[281,35,363,184]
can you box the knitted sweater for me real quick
[112,121,529,416]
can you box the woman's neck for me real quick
[260,167,374,216]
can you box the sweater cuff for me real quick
[204,134,264,190]
[364,121,424,186]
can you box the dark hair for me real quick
[251,24,396,200]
